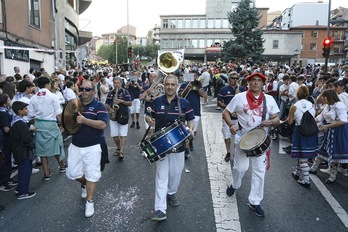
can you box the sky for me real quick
[79,0,347,37]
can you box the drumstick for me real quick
[140,107,154,143]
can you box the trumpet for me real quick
[182,80,202,98]
[157,51,180,74]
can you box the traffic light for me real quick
[322,38,331,58]
[128,46,133,58]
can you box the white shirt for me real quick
[279,84,289,101]
[316,102,347,124]
[293,99,315,125]
[288,82,299,101]
[226,92,280,140]
[199,71,211,87]
[28,88,62,121]
[63,88,76,101]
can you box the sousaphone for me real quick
[61,99,83,134]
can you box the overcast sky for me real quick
[79,0,347,37]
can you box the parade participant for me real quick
[310,89,348,183]
[126,71,143,129]
[217,72,240,162]
[279,75,290,120]
[10,101,36,199]
[28,76,66,181]
[105,77,132,160]
[222,72,280,217]
[66,80,108,218]
[287,86,318,188]
[145,74,194,221]
[178,70,206,158]
[198,66,210,104]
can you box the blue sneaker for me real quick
[247,202,265,217]
[151,210,166,221]
[226,185,235,196]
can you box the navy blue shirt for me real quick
[0,110,11,146]
[72,99,108,147]
[148,95,194,152]
[178,82,201,116]
[127,78,142,99]
[217,85,239,105]
[105,88,132,115]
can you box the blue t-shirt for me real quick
[105,88,132,115]
[72,99,108,147]
[178,82,201,116]
[217,85,239,105]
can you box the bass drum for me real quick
[239,128,271,157]
[140,121,190,163]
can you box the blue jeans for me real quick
[17,154,32,195]
[0,143,12,186]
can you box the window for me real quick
[184,19,191,28]
[199,19,206,28]
[309,43,317,51]
[199,39,205,48]
[311,31,318,38]
[273,40,279,49]
[29,0,40,28]
[191,39,198,48]
[333,44,340,54]
[192,19,199,28]
[177,20,184,29]
[170,19,176,28]
[207,19,214,28]
[215,19,222,28]
[207,39,213,47]
[222,19,229,28]
[162,19,168,28]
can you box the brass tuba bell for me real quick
[157,51,180,73]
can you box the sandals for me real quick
[113,149,121,156]
[118,152,124,160]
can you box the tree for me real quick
[221,0,265,63]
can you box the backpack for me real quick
[299,108,318,137]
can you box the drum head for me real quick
[62,99,83,134]
[240,129,266,150]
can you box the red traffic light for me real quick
[323,39,331,46]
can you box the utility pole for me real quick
[324,0,331,73]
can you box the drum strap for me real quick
[262,96,267,121]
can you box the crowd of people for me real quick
[0,60,347,221]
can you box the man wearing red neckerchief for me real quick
[222,72,280,217]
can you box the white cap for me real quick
[18,97,30,105]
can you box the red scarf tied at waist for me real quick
[246,90,264,110]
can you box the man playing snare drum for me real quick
[222,72,279,217]
[145,74,194,221]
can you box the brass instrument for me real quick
[157,51,180,74]
[110,87,120,121]
[182,80,202,98]
[147,75,165,99]
[61,99,83,134]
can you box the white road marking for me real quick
[201,111,241,232]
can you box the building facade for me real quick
[0,0,92,76]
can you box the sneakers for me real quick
[8,180,18,186]
[226,185,235,196]
[247,202,265,217]
[130,121,135,128]
[0,185,13,192]
[32,168,40,175]
[151,210,166,221]
[338,167,348,176]
[136,122,140,129]
[17,192,36,200]
[81,185,87,199]
[43,172,51,181]
[167,194,179,206]
[59,165,67,173]
[185,148,190,159]
[320,167,331,175]
[224,153,231,162]
[297,180,310,188]
[85,200,95,218]
[291,172,299,181]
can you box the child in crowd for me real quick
[10,101,36,199]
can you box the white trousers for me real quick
[154,151,185,214]
[232,141,266,205]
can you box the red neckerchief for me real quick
[246,90,264,110]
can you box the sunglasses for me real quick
[79,87,94,92]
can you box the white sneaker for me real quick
[85,200,94,218]
[320,167,331,175]
[81,185,87,198]
[31,168,40,175]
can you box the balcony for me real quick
[345,40,348,50]
[79,0,92,15]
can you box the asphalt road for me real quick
[0,95,348,232]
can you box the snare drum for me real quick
[239,128,271,157]
[140,121,190,163]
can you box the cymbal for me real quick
[62,99,83,134]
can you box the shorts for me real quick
[66,144,102,182]
[193,115,200,132]
[129,99,140,114]
[221,119,237,139]
[110,120,128,137]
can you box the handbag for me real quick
[116,110,129,125]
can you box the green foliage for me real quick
[96,37,160,65]
[221,0,265,63]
